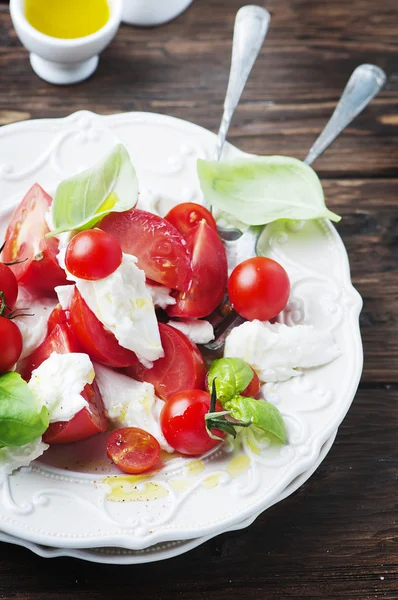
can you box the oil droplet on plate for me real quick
[185,459,205,477]
[103,475,169,502]
[202,474,221,489]
[170,479,191,493]
[227,455,250,478]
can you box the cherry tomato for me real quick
[167,221,228,319]
[43,381,108,445]
[242,368,261,397]
[160,389,224,456]
[0,317,23,372]
[106,427,161,474]
[99,209,192,292]
[0,263,18,312]
[21,323,108,443]
[47,304,69,334]
[2,184,67,292]
[126,323,206,400]
[228,257,290,322]
[65,229,122,281]
[68,288,138,368]
[164,202,217,236]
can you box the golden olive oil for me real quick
[25,0,110,39]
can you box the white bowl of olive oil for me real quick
[10,0,122,85]
[122,0,193,27]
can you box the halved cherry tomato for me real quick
[20,323,80,381]
[228,257,290,322]
[47,304,69,334]
[126,323,206,400]
[68,288,138,368]
[167,221,227,319]
[164,202,217,236]
[160,389,225,456]
[2,184,67,292]
[242,368,261,397]
[0,317,23,373]
[99,209,192,292]
[43,381,107,445]
[106,427,161,474]
[0,263,18,312]
[21,323,108,443]
[65,229,122,281]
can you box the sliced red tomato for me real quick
[0,263,18,312]
[47,304,69,334]
[99,209,192,292]
[2,184,67,292]
[68,288,138,368]
[106,427,161,474]
[126,322,206,400]
[21,323,80,381]
[167,221,228,319]
[43,381,108,445]
[0,317,23,373]
[160,389,225,456]
[164,202,217,236]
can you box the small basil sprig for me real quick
[207,358,254,405]
[48,144,138,237]
[0,372,49,447]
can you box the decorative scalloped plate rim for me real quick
[0,111,363,550]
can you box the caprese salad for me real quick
[0,144,341,476]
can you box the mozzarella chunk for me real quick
[168,319,214,344]
[94,364,173,453]
[67,254,163,367]
[224,320,340,382]
[146,282,176,309]
[13,288,57,360]
[28,352,95,423]
[0,438,48,480]
[55,284,74,310]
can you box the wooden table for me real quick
[0,0,397,598]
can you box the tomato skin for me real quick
[0,263,18,312]
[20,323,80,381]
[228,257,290,322]
[242,369,261,397]
[2,184,67,292]
[68,288,138,368]
[106,427,161,474]
[160,390,224,456]
[43,381,108,444]
[167,221,228,319]
[65,229,122,281]
[47,304,69,334]
[126,323,206,400]
[99,209,192,292]
[164,202,217,236]
[0,317,23,372]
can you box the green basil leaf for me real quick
[225,396,286,444]
[49,144,138,236]
[197,156,341,226]
[207,358,254,406]
[0,373,49,447]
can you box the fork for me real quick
[203,60,387,351]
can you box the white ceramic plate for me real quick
[0,431,337,564]
[0,111,363,550]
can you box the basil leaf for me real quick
[207,358,254,406]
[197,156,341,226]
[49,144,138,236]
[225,396,286,444]
[0,373,49,447]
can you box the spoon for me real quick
[204,63,387,351]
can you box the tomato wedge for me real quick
[43,381,107,444]
[106,427,161,474]
[68,288,138,368]
[2,184,67,292]
[47,304,69,334]
[167,221,228,319]
[99,209,192,292]
[164,202,217,236]
[126,322,206,400]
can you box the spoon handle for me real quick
[304,64,387,166]
[214,5,271,161]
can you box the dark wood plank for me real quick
[0,0,397,177]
